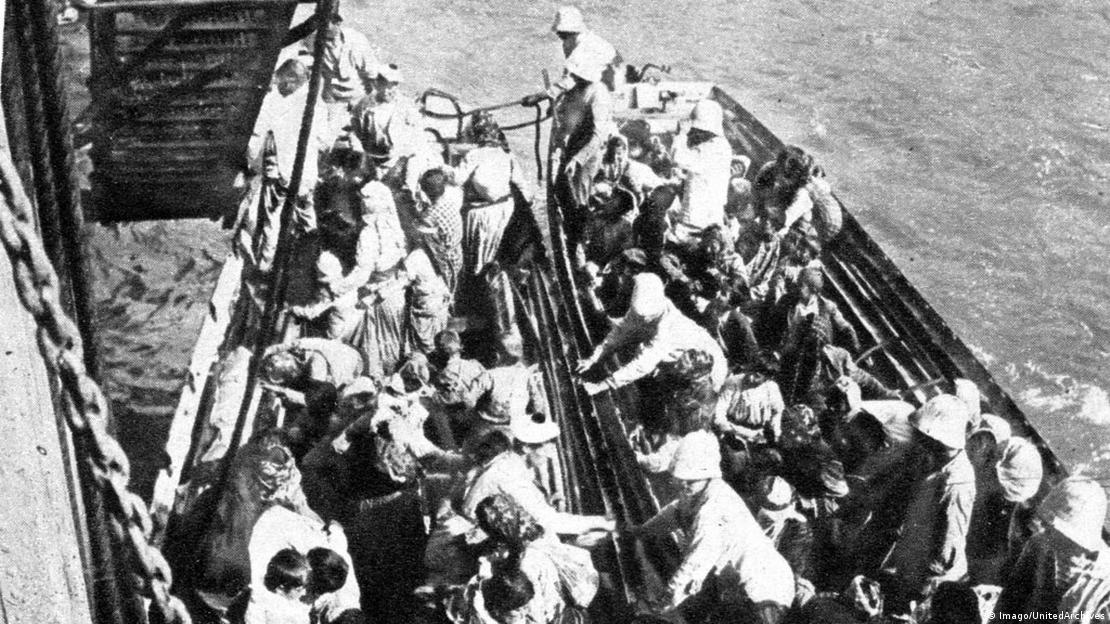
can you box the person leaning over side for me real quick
[625,431,795,623]
[576,272,727,396]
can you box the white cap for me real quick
[669,431,721,481]
[359,180,396,220]
[968,413,1012,445]
[689,99,724,136]
[375,62,403,84]
[511,413,561,445]
[1038,476,1108,552]
[404,248,435,280]
[552,6,586,33]
[995,437,1043,504]
[954,378,983,428]
[910,394,970,450]
[627,272,666,321]
[315,250,344,284]
[762,475,794,510]
[340,376,378,400]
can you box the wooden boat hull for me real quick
[157,76,1069,618]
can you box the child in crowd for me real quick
[248,548,311,624]
[306,548,360,624]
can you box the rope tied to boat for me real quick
[0,149,193,624]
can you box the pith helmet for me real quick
[552,6,586,33]
[910,394,970,450]
[690,99,724,136]
[375,62,404,84]
[954,378,983,428]
[359,181,396,219]
[1038,476,1108,552]
[669,431,722,481]
[760,475,795,511]
[340,376,378,401]
[995,437,1043,504]
[627,272,666,321]
[968,413,1012,445]
[512,413,561,445]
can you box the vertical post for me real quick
[208,0,337,529]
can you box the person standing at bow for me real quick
[549,6,622,94]
[348,63,422,189]
[301,11,380,140]
[551,55,613,265]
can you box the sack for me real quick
[807,178,842,242]
[538,541,599,608]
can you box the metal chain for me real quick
[0,148,192,624]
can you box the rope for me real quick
[419,88,553,133]
[0,148,192,623]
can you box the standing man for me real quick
[552,55,613,262]
[550,6,622,93]
[878,394,976,618]
[248,59,329,195]
[303,12,380,140]
[348,63,421,184]
[628,431,796,623]
[669,99,734,246]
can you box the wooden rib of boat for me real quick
[154,69,1068,619]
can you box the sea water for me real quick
[75,0,1110,495]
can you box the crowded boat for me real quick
[155,5,1110,624]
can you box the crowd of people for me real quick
[167,4,1110,624]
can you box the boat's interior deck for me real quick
[150,70,1068,622]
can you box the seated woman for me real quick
[584,134,665,265]
[714,365,785,445]
[452,494,598,624]
[171,429,358,622]
[290,251,360,342]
